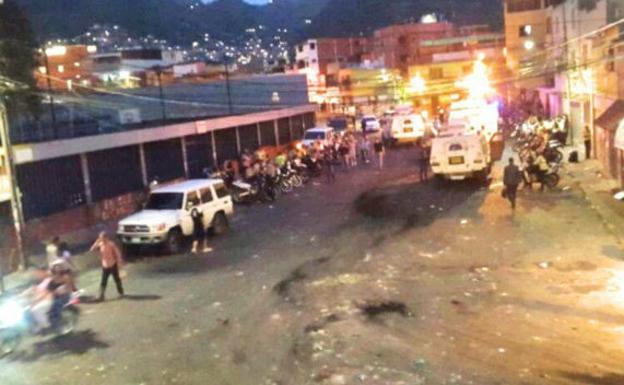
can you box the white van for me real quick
[446,100,499,140]
[301,127,334,148]
[430,131,491,182]
[391,114,426,142]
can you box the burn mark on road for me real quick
[273,257,331,299]
[356,300,410,319]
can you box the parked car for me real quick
[301,127,334,148]
[327,116,351,133]
[117,179,234,254]
[361,115,381,132]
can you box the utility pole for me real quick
[154,66,167,122]
[42,49,58,138]
[224,55,234,115]
[0,99,26,270]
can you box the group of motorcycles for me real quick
[511,116,567,190]
[211,156,323,204]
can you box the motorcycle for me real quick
[0,291,80,356]
[274,168,293,194]
[524,163,561,190]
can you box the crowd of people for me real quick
[212,130,391,191]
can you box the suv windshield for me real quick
[145,193,184,210]
[304,131,326,140]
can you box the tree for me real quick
[0,0,39,117]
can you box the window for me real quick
[298,45,303,52]
[145,193,184,210]
[185,191,201,210]
[214,184,229,199]
[519,25,532,37]
[449,144,463,151]
[309,42,316,50]
[607,47,615,72]
[57,65,65,73]
[507,0,541,12]
[429,67,443,80]
[546,18,552,34]
[200,187,214,203]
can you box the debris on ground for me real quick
[310,274,368,288]
[356,300,410,319]
[538,261,551,269]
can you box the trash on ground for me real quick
[614,191,624,201]
[310,273,367,288]
[538,261,551,269]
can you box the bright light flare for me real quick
[45,45,67,57]
[408,73,426,94]
[0,300,24,328]
[456,60,493,99]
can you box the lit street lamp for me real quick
[408,73,426,94]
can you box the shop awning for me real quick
[596,100,624,132]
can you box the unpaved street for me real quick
[2,148,624,385]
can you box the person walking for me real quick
[374,139,385,170]
[90,232,125,302]
[583,125,592,160]
[503,158,523,210]
[416,142,429,182]
[323,146,336,183]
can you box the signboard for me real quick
[615,120,624,151]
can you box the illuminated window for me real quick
[57,65,65,73]
[74,62,81,67]
[519,25,532,37]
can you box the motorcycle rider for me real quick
[28,265,72,333]
[531,152,550,191]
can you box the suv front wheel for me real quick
[165,228,183,254]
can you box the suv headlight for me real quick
[117,224,124,233]
[152,223,167,232]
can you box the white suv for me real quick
[117,179,234,254]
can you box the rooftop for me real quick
[154,179,224,194]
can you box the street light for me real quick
[408,73,426,94]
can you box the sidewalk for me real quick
[0,221,117,295]
[564,159,624,244]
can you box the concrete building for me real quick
[372,22,456,75]
[503,0,557,90]
[91,48,185,88]
[294,37,375,104]
[35,45,97,91]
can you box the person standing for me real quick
[323,146,336,183]
[90,232,125,302]
[583,125,592,160]
[503,158,523,210]
[416,142,429,182]
[374,139,385,170]
[191,208,211,254]
[46,236,61,265]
